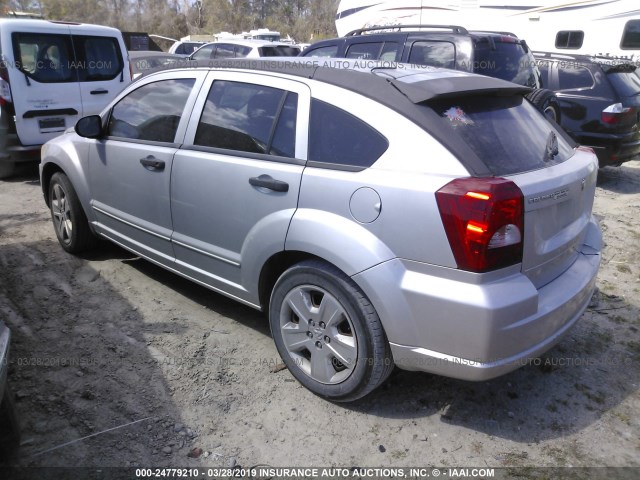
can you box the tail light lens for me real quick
[0,62,11,106]
[601,103,635,125]
[436,177,524,273]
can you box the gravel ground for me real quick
[0,161,639,473]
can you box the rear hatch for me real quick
[603,63,640,131]
[426,92,597,286]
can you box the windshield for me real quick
[473,40,540,88]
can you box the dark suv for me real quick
[534,52,640,167]
[301,25,561,122]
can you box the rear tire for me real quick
[49,172,97,253]
[269,260,393,402]
[0,161,16,180]
[526,88,561,124]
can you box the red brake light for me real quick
[601,103,635,125]
[0,62,11,106]
[436,177,524,273]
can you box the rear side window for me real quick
[555,31,584,49]
[213,44,235,59]
[621,20,640,49]
[194,80,298,158]
[107,79,195,143]
[408,41,455,68]
[474,40,539,88]
[308,99,388,168]
[303,45,339,57]
[12,32,75,83]
[259,46,301,57]
[558,65,594,90]
[429,95,573,175]
[192,45,214,61]
[73,36,124,81]
[346,42,383,59]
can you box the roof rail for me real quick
[469,30,518,38]
[345,24,468,36]
[532,51,580,60]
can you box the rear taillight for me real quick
[0,62,11,106]
[601,103,635,125]
[436,177,524,273]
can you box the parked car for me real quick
[189,40,301,62]
[168,40,206,55]
[40,59,601,402]
[0,320,19,453]
[300,25,561,122]
[534,52,640,167]
[0,18,131,178]
[129,51,189,79]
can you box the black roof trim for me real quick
[200,58,537,177]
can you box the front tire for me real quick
[49,172,96,253]
[269,260,393,402]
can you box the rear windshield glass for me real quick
[473,40,540,88]
[607,69,640,97]
[259,46,301,57]
[428,95,573,175]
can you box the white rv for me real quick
[336,0,640,60]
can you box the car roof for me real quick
[533,51,638,68]
[200,39,294,48]
[0,18,122,34]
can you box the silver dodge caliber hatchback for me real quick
[40,59,602,402]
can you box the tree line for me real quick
[3,0,339,44]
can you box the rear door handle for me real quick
[249,175,289,192]
[140,156,165,171]
[90,89,109,95]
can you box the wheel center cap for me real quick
[313,327,323,339]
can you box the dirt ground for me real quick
[0,161,639,472]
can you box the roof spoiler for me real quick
[390,76,532,103]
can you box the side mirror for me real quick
[75,115,103,139]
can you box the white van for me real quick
[0,19,130,177]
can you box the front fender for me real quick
[40,134,94,225]
[285,209,395,277]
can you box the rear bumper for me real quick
[576,131,640,167]
[0,132,41,164]
[354,217,601,381]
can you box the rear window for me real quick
[606,68,640,97]
[258,46,301,57]
[72,36,124,81]
[12,32,75,83]
[473,40,540,88]
[428,95,573,175]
